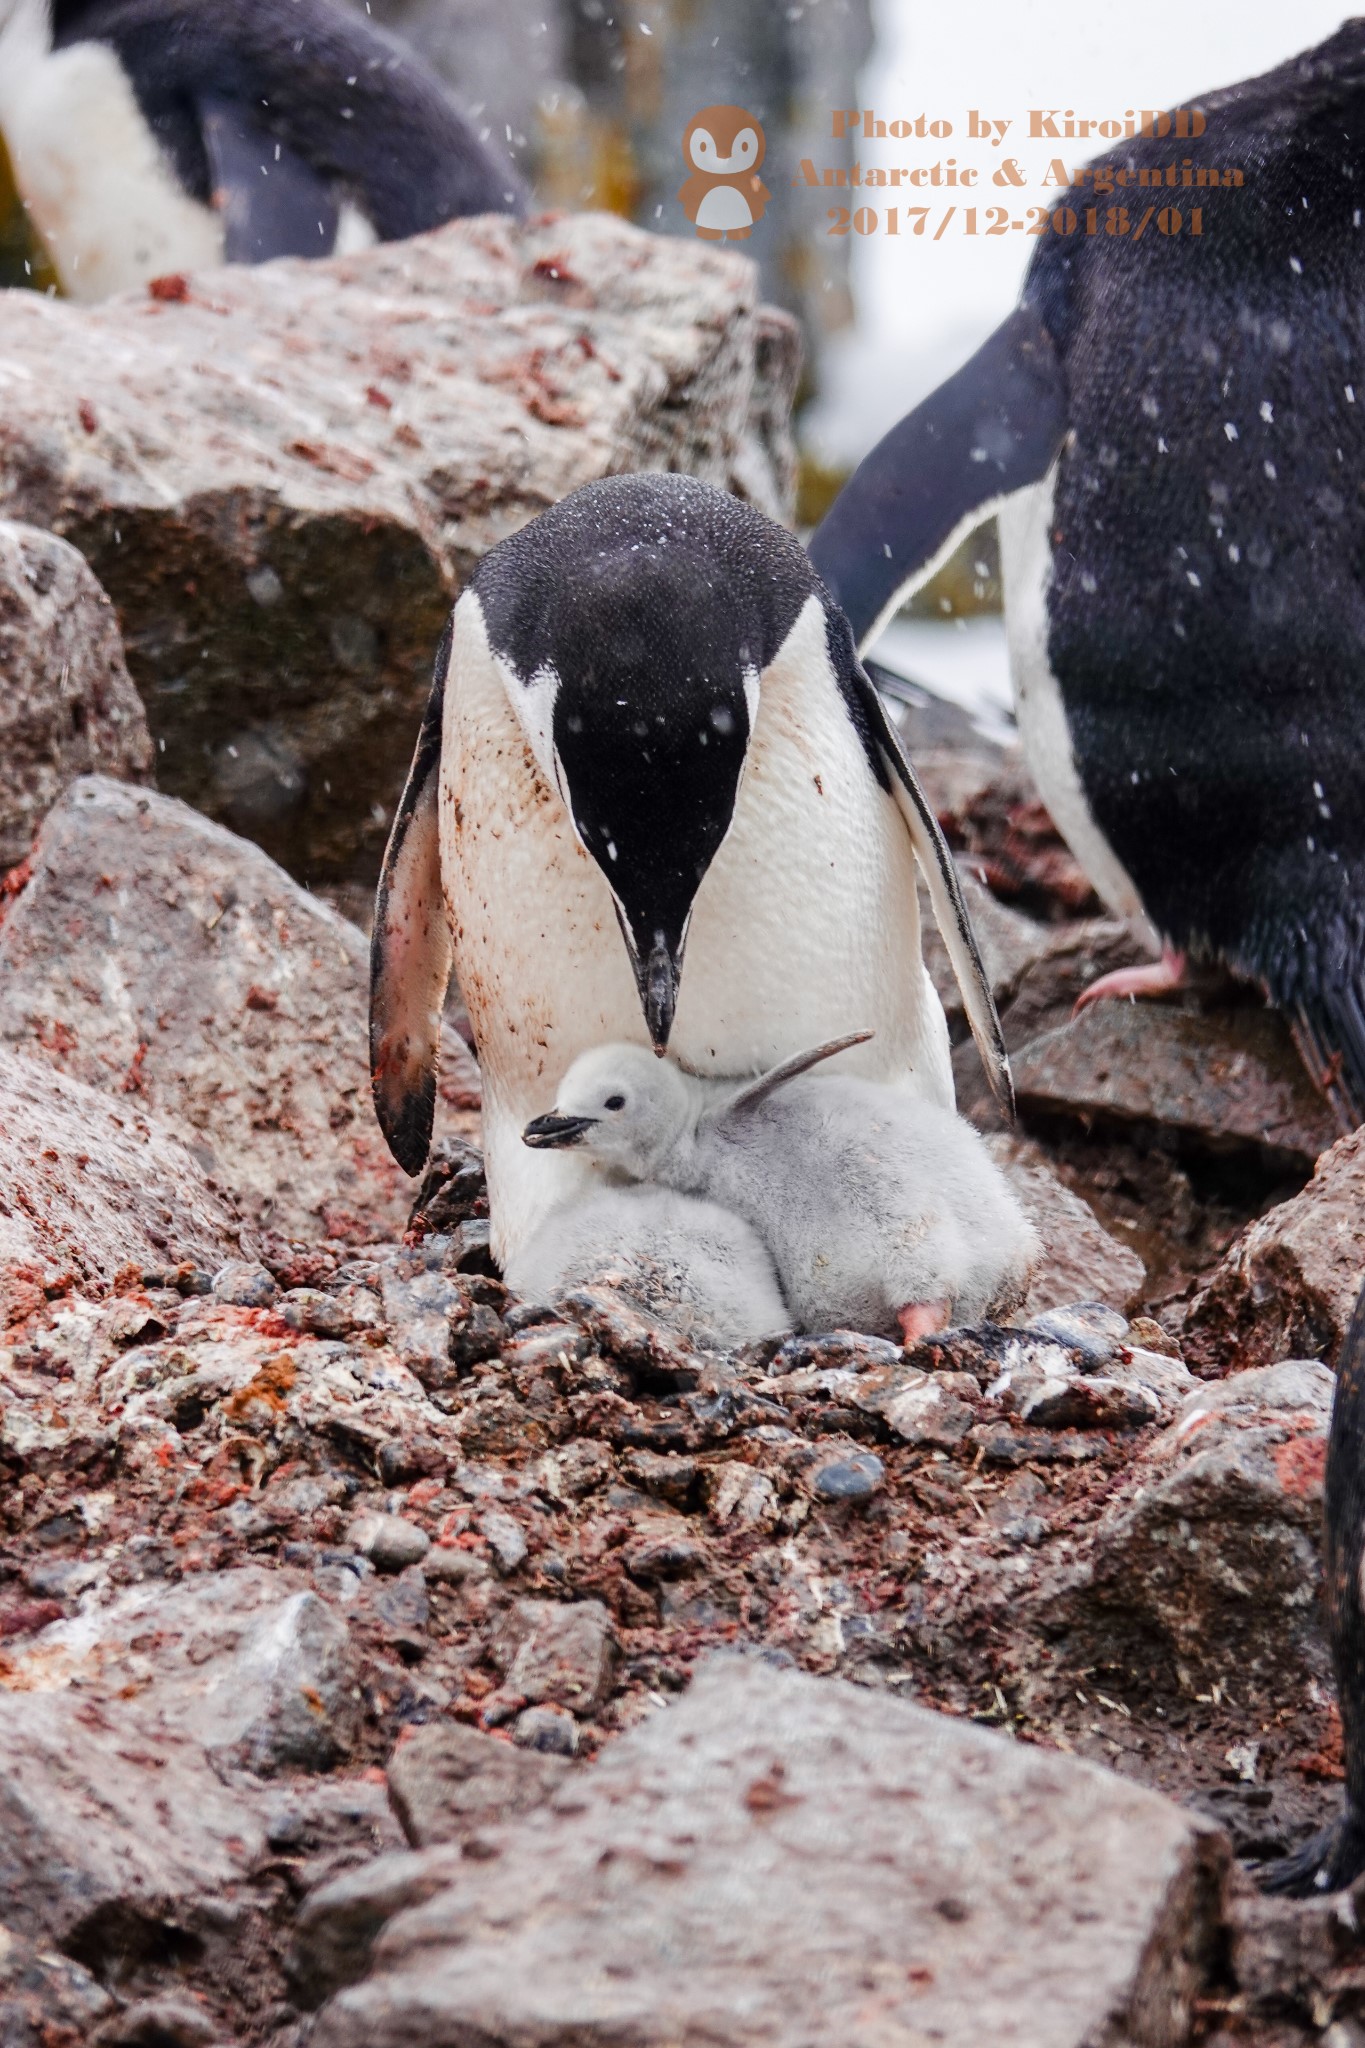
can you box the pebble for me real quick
[348,1512,430,1572]
[513,1704,580,1756]
[212,1259,279,1308]
[480,1507,529,1575]
[811,1451,885,1502]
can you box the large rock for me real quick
[1041,1360,1332,1699]
[0,777,480,1238]
[1183,1128,1365,1375]
[1011,1003,1340,1172]
[0,1045,249,1328]
[0,213,797,881]
[0,520,150,868]
[316,1658,1227,2048]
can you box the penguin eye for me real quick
[604,1094,626,1112]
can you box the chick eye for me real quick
[604,1094,626,1111]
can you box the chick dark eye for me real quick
[604,1094,626,1111]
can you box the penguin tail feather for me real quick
[1258,1808,1365,1897]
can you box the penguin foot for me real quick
[727,227,753,240]
[1258,1806,1365,1897]
[1072,946,1187,1017]
[897,1300,951,1346]
[695,226,724,240]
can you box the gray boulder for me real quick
[0,213,797,882]
[0,520,150,868]
[0,777,479,1236]
[315,1657,1228,2048]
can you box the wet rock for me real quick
[873,1371,978,1448]
[0,214,796,882]
[290,1845,466,2007]
[0,1046,251,1327]
[315,1657,1228,2048]
[1042,1360,1333,1696]
[407,1139,487,1239]
[0,521,151,869]
[987,1134,1146,1314]
[1028,1303,1131,1364]
[386,1721,570,1849]
[810,1450,885,1502]
[350,1513,431,1573]
[490,1598,617,1717]
[1183,1127,1365,1374]
[1010,1003,1339,1171]
[0,778,479,1237]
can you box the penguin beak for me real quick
[522,1112,598,1149]
[614,922,684,1052]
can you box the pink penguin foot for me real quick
[1072,945,1187,1019]
[897,1300,951,1346]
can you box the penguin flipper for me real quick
[198,93,339,262]
[370,624,454,1176]
[854,672,1015,1121]
[808,303,1067,650]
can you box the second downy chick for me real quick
[523,1033,1038,1343]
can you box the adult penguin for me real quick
[370,472,1012,1266]
[1262,1277,1365,1896]
[0,0,524,301]
[809,23,1365,1127]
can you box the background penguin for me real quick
[0,0,525,300]
[1262,1277,1365,1895]
[369,472,1012,1270]
[809,23,1365,1127]
[523,1034,1037,1341]
[504,1183,793,1351]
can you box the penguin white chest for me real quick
[441,594,952,1261]
[695,184,753,231]
[998,463,1154,940]
[0,7,223,299]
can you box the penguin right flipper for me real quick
[370,623,454,1176]
[198,93,339,262]
[808,303,1068,651]
[1260,1279,1365,1894]
[853,667,1015,1121]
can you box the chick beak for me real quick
[522,1112,598,1150]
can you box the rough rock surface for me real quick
[1183,1128,1365,1375]
[1011,1002,1340,1171]
[0,212,798,880]
[1040,1360,1333,1701]
[315,1658,1227,2048]
[0,1046,249,1326]
[0,520,150,867]
[0,777,479,1239]
[987,1132,1146,1314]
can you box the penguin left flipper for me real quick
[198,93,339,263]
[808,303,1068,650]
[370,622,453,1176]
[1260,1279,1365,1895]
[850,663,1015,1120]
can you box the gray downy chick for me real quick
[523,1034,1038,1343]
[502,1184,793,1351]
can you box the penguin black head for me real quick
[468,475,824,1050]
